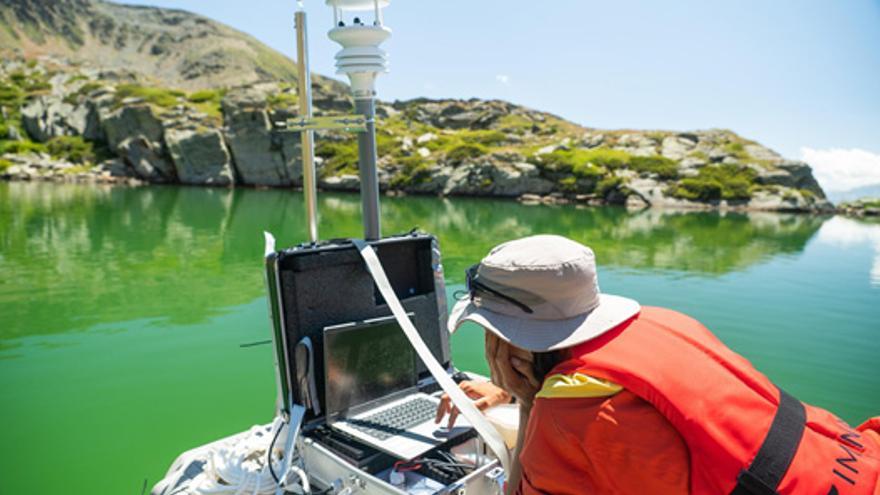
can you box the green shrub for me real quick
[596,176,623,197]
[670,164,756,201]
[390,156,433,188]
[0,140,47,155]
[538,148,629,174]
[266,91,298,110]
[316,140,359,176]
[571,162,604,179]
[559,176,578,192]
[46,136,95,164]
[115,84,185,108]
[446,143,488,162]
[629,155,678,179]
[0,83,25,108]
[187,89,222,103]
[468,130,507,146]
[0,158,12,173]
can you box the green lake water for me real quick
[1,181,878,494]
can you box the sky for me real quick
[120,0,880,194]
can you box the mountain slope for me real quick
[0,0,344,92]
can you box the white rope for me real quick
[169,417,307,495]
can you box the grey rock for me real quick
[744,144,781,162]
[103,105,164,151]
[777,161,826,198]
[222,90,298,187]
[582,133,605,148]
[165,128,234,186]
[21,95,76,142]
[319,174,360,191]
[118,137,175,182]
[660,136,695,160]
[416,133,436,145]
[490,162,555,197]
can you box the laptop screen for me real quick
[324,316,417,419]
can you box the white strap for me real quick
[353,240,511,473]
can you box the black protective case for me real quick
[264,232,451,425]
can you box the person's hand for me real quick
[434,380,511,428]
[486,332,541,409]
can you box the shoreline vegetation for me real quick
[0,0,866,216]
[0,56,844,215]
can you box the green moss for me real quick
[724,141,751,161]
[0,140,47,155]
[688,150,709,161]
[559,176,578,192]
[446,143,488,162]
[537,148,626,172]
[670,164,757,201]
[46,136,94,164]
[0,158,12,173]
[266,91,298,111]
[799,189,815,200]
[596,176,623,197]
[115,84,185,108]
[629,155,678,179]
[187,89,225,119]
[390,155,433,189]
[61,164,93,174]
[316,140,359,176]
[496,114,537,135]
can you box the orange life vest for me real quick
[550,306,880,495]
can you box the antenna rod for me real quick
[295,8,319,243]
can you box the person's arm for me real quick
[484,333,542,495]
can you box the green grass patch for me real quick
[61,164,93,174]
[0,140,47,155]
[596,176,624,197]
[536,147,678,180]
[390,155,433,189]
[688,150,709,161]
[115,84,185,108]
[187,89,225,120]
[669,164,757,201]
[629,155,678,179]
[446,143,488,162]
[496,114,537,135]
[266,90,299,111]
[46,136,95,164]
[316,140,359,177]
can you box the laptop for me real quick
[323,315,471,460]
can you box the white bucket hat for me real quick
[448,235,640,352]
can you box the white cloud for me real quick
[800,147,880,193]
[495,74,510,85]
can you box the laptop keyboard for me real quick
[346,397,437,441]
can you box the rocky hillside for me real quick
[0,0,345,93]
[0,56,832,212]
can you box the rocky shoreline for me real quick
[2,57,835,214]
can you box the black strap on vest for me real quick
[729,388,807,495]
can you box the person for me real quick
[435,235,880,495]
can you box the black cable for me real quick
[268,421,286,484]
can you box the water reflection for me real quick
[0,182,828,339]
[816,216,880,286]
